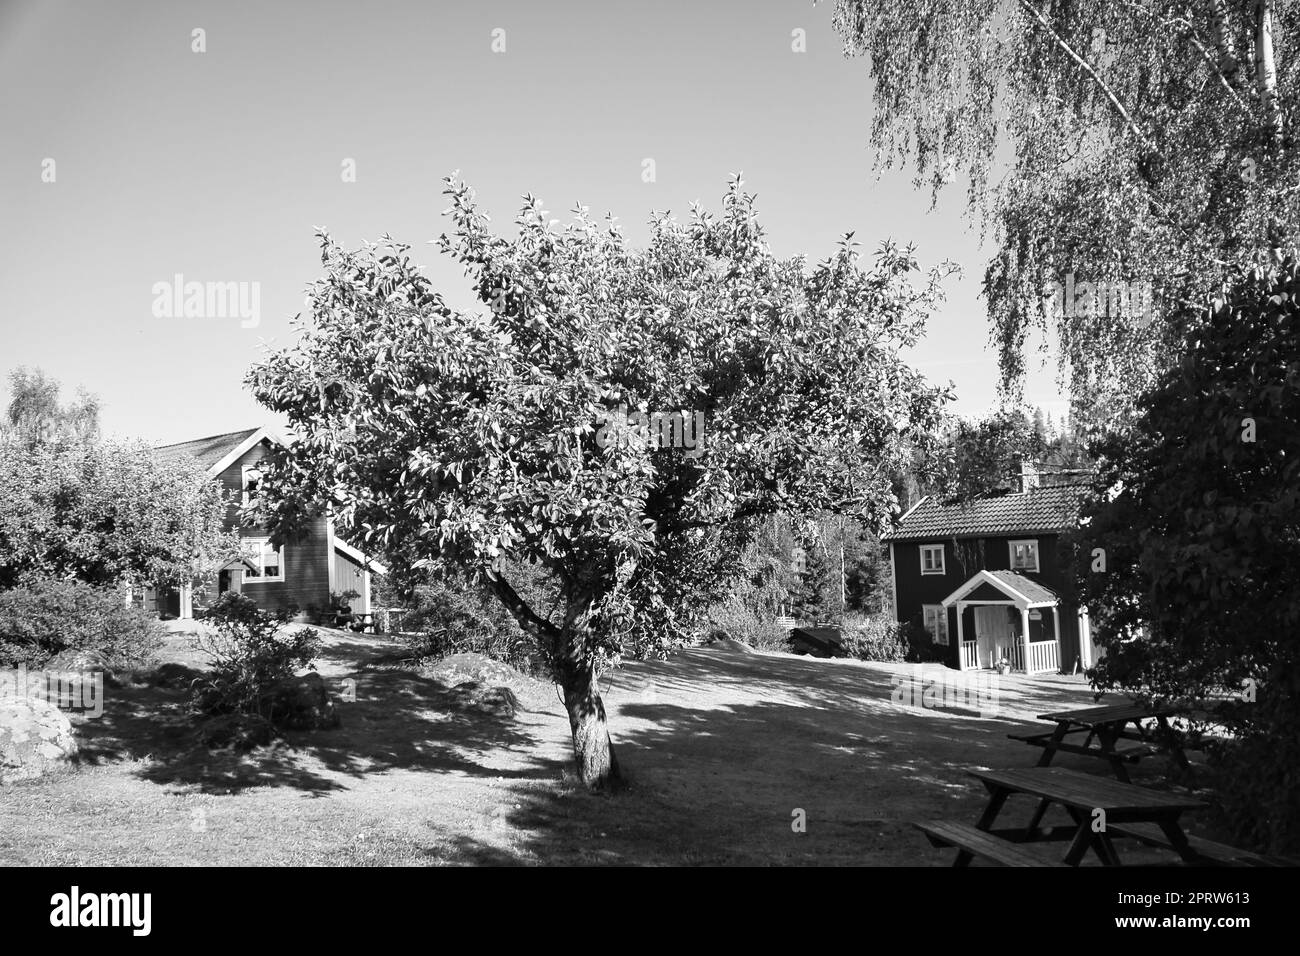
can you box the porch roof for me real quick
[941,569,1059,609]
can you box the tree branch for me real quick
[1016,0,1158,155]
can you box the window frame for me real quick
[922,604,950,646]
[1008,538,1040,573]
[919,543,946,576]
[240,536,285,584]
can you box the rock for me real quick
[43,649,118,685]
[709,636,755,654]
[259,672,340,731]
[447,681,520,718]
[196,712,274,751]
[0,697,78,783]
[422,652,522,688]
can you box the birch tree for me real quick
[833,0,1300,422]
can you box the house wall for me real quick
[333,551,369,614]
[892,533,1079,673]
[212,442,332,618]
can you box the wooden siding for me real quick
[334,551,368,614]
[211,442,333,618]
[893,533,1080,672]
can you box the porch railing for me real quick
[1026,639,1059,675]
[960,640,979,671]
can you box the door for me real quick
[974,606,1015,668]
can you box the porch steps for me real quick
[914,820,1067,867]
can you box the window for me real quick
[923,605,949,645]
[241,537,284,583]
[1009,539,1040,573]
[919,544,945,575]
[791,547,807,573]
[242,465,263,508]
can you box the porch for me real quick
[944,570,1063,676]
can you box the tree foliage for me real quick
[3,366,100,446]
[0,437,238,591]
[247,174,952,787]
[1066,257,1300,851]
[833,0,1300,418]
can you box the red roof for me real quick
[882,484,1087,541]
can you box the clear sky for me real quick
[0,0,1068,445]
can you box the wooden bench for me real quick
[1107,822,1297,867]
[914,820,1066,867]
[1008,731,1160,764]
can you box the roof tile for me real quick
[882,483,1087,541]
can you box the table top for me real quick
[970,766,1206,813]
[1037,701,1177,725]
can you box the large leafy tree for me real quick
[0,437,238,592]
[1065,258,1300,851]
[832,0,1300,420]
[248,175,951,789]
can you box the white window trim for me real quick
[919,544,945,576]
[923,604,950,645]
[1008,538,1040,573]
[241,536,285,584]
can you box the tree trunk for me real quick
[1255,0,1283,145]
[558,655,623,791]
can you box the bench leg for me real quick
[952,849,974,867]
[1156,817,1202,865]
[1026,798,1052,837]
[1037,723,1070,767]
[1096,726,1132,783]
[975,787,1010,830]
[1063,817,1093,867]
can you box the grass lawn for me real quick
[0,628,1219,865]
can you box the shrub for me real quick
[190,591,321,720]
[0,578,163,669]
[397,578,543,675]
[840,615,909,662]
[706,598,791,652]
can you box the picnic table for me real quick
[917,766,1207,866]
[328,610,377,634]
[1010,700,1191,782]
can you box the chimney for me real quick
[1019,459,1039,493]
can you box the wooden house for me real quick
[147,426,385,620]
[881,474,1097,675]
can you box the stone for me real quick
[421,652,521,688]
[0,697,78,784]
[43,648,117,684]
[448,681,520,718]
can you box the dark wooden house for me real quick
[881,478,1097,675]
[147,427,385,620]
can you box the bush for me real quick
[0,578,163,669]
[396,578,545,675]
[190,592,321,721]
[706,598,791,651]
[839,615,909,662]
